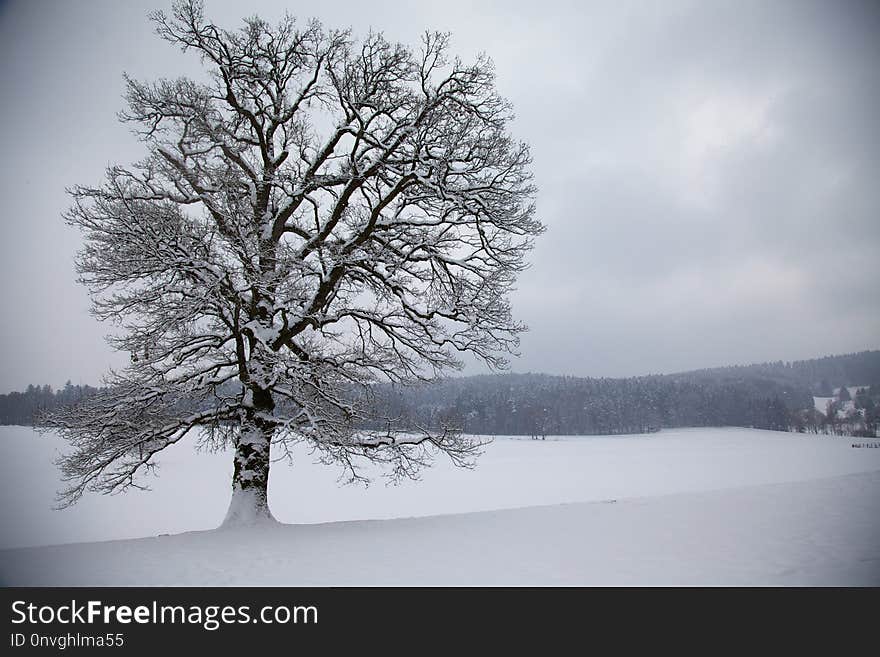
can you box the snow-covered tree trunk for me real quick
[222,217,281,525]
[223,384,276,526]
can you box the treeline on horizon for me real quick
[369,373,878,437]
[0,382,100,427]
[361,350,880,437]
[2,350,879,437]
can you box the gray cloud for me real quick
[1,0,878,391]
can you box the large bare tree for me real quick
[48,0,542,525]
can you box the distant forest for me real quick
[3,351,879,437]
[0,382,99,428]
[367,351,880,437]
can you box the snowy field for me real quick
[1,425,879,585]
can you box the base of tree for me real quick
[220,487,277,528]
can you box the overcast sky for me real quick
[1,0,878,393]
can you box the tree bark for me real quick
[222,386,276,526]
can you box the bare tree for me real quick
[46,0,542,525]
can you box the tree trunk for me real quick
[222,386,276,526]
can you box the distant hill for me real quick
[671,350,880,396]
[364,351,880,437]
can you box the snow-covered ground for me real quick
[3,472,878,586]
[1,426,879,585]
